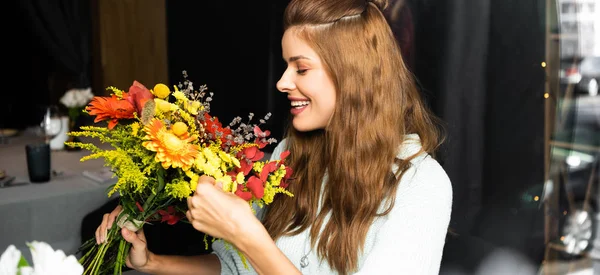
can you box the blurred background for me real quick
[1,0,599,274]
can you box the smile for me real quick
[291,101,310,108]
[290,100,310,115]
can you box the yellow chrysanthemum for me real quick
[142,119,198,170]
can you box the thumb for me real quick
[121,228,145,249]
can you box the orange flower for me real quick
[86,95,135,129]
[142,119,198,170]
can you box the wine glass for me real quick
[40,105,63,144]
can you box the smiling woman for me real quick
[277,33,337,132]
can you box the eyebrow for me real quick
[288,55,311,62]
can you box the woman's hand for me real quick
[95,204,122,244]
[93,204,154,272]
[186,175,259,244]
[121,228,154,272]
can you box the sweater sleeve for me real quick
[356,156,453,275]
[212,140,288,275]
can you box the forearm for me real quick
[141,253,221,275]
[236,220,301,275]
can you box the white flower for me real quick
[60,87,94,108]
[0,242,83,275]
[0,245,21,275]
[22,241,83,275]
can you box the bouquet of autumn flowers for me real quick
[66,72,293,275]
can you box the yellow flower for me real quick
[216,175,233,193]
[153,83,171,99]
[172,122,188,136]
[131,122,140,136]
[154,98,178,113]
[185,100,202,115]
[172,90,187,102]
[187,171,199,191]
[236,172,245,184]
[142,119,198,170]
[165,179,192,199]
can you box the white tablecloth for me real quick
[0,131,117,262]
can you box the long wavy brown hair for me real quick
[261,0,445,274]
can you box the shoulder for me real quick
[393,134,452,203]
[395,155,453,209]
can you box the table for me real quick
[0,129,118,263]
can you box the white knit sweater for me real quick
[213,134,453,274]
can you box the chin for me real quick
[292,119,327,132]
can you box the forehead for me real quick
[281,28,318,59]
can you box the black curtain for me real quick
[166,1,285,143]
[411,0,491,236]
[18,0,91,90]
[411,0,546,264]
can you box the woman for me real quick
[96,0,452,274]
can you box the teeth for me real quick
[291,101,310,107]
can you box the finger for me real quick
[195,176,216,194]
[186,210,192,222]
[121,228,146,250]
[101,213,109,243]
[191,220,204,232]
[125,257,132,269]
[187,196,194,211]
[190,196,202,210]
[214,181,223,190]
[95,226,101,245]
[198,175,216,184]
[137,228,147,243]
[108,205,122,228]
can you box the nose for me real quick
[276,70,295,93]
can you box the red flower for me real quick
[126,81,154,115]
[281,166,293,188]
[242,146,264,162]
[86,95,135,129]
[236,146,265,176]
[157,206,183,225]
[204,113,233,145]
[280,150,290,161]
[238,159,253,176]
[259,161,278,182]
[136,201,144,212]
[246,176,264,199]
[235,185,253,201]
[253,126,271,148]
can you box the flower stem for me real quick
[142,166,166,218]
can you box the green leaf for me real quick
[17,254,29,268]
